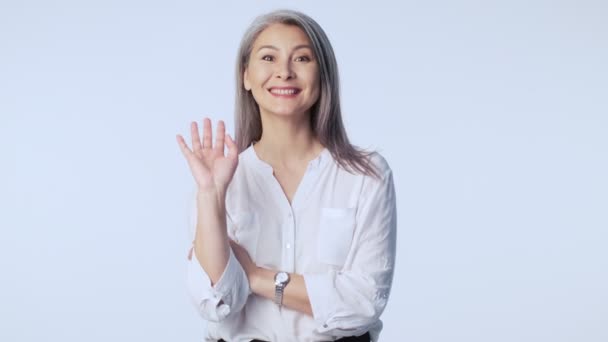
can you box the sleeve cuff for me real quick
[303,271,336,332]
[187,247,243,322]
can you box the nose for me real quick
[275,59,295,80]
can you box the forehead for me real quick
[252,23,312,49]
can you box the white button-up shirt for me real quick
[186,144,397,342]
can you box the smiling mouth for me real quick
[268,88,301,95]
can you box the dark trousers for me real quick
[218,331,370,342]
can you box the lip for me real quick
[268,87,301,98]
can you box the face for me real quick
[244,23,320,120]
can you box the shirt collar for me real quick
[245,143,331,174]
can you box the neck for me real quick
[253,112,323,169]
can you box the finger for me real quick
[176,134,195,159]
[177,135,201,171]
[214,120,225,154]
[202,118,212,149]
[191,122,202,154]
[225,133,238,159]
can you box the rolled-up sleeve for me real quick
[186,245,250,322]
[185,191,251,322]
[304,165,397,337]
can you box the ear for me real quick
[243,68,251,91]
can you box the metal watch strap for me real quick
[274,284,285,307]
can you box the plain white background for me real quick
[1,0,607,341]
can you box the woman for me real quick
[176,9,397,342]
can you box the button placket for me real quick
[283,208,296,271]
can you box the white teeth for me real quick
[270,88,298,95]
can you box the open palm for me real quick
[176,118,238,194]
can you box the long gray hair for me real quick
[234,9,380,178]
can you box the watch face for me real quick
[275,272,289,283]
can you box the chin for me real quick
[265,106,310,118]
[278,110,311,118]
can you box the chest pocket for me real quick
[317,207,357,267]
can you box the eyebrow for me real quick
[256,44,312,52]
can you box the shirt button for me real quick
[288,212,292,218]
[286,243,291,249]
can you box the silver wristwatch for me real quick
[274,271,291,309]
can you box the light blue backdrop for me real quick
[1,0,606,341]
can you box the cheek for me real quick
[250,66,272,83]
[249,74,269,97]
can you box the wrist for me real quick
[197,188,226,205]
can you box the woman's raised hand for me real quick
[176,118,238,195]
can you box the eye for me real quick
[295,56,311,62]
[262,55,274,61]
